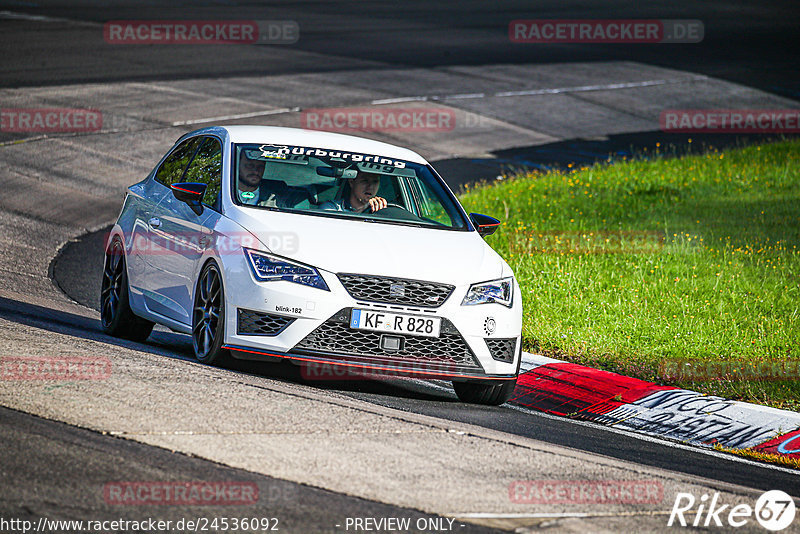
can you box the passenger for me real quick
[237,150,266,205]
[320,171,388,213]
[237,150,308,209]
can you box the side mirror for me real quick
[171,182,206,215]
[469,213,501,237]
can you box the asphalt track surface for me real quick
[0,406,497,534]
[2,0,799,97]
[2,1,800,532]
[49,228,800,494]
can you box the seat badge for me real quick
[389,283,406,298]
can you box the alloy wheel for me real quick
[101,241,124,328]
[193,265,222,359]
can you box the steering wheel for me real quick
[370,202,407,214]
[370,204,427,223]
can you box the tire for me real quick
[192,261,230,365]
[452,378,517,406]
[100,238,154,342]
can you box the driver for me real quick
[321,171,388,213]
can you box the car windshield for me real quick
[232,143,468,230]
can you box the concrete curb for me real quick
[514,352,800,462]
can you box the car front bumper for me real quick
[221,263,522,381]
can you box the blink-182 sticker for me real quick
[258,144,407,169]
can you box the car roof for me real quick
[184,125,428,165]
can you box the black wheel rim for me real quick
[101,241,124,328]
[193,266,221,359]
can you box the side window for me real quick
[155,137,201,187]
[184,137,222,208]
[408,177,453,226]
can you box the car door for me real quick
[138,136,203,322]
[147,136,223,326]
[125,176,169,295]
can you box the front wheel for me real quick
[452,378,517,406]
[100,238,154,342]
[192,261,230,365]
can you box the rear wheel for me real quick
[192,261,230,365]
[452,378,517,406]
[100,238,154,342]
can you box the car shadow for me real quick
[0,295,453,403]
[229,356,452,402]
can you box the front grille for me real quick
[485,338,517,363]
[237,309,295,336]
[291,308,481,372]
[337,273,454,308]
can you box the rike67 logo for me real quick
[668,490,796,531]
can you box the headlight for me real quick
[461,277,513,307]
[244,248,329,291]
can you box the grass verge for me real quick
[712,444,800,470]
[459,139,800,411]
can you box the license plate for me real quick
[350,309,441,338]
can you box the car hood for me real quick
[230,209,506,286]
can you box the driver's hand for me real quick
[367,196,388,212]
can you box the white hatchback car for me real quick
[102,126,521,404]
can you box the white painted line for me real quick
[339,351,797,471]
[0,10,67,22]
[442,92,486,100]
[521,351,561,368]
[506,403,800,476]
[450,511,670,519]
[0,134,51,146]
[370,76,708,105]
[375,363,798,473]
[0,126,172,147]
[171,107,300,126]
[128,82,277,109]
[370,96,430,105]
[494,78,703,97]
[0,10,97,26]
